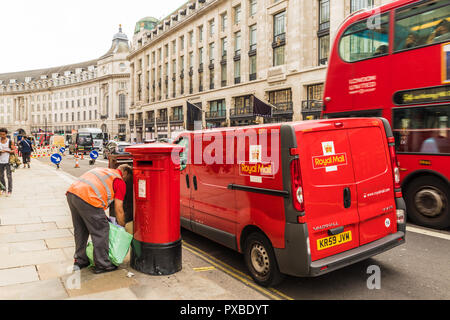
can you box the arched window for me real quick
[119,94,126,116]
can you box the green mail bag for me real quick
[86,222,133,266]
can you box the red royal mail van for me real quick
[174,117,406,286]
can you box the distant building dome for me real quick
[100,25,130,59]
[134,17,159,34]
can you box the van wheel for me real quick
[244,232,284,287]
[405,176,449,229]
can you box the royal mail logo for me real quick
[239,162,274,177]
[312,153,348,170]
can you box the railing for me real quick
[230,106,254,117]
[156,116,168,123]
[301,100,323,111]
[100,114,108,120]
[205,109,226,119]
[129,120,134,127]
[272,32,286,48]
[170,114,184,122]
[145,118,155,126]
[116,114,128,119]
[249,73,257,81]
[135,119,143,127]
[272,102,293,114]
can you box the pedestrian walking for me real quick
[66,164,133,274]
[0,128,15,197]
[19,136,33,168]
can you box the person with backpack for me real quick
[19,136,33,168]
[0,128,15,196]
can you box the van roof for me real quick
[179,118,383,135]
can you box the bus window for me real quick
[393,105,450,154]
[394,0,450,52]
[323,109,382,119]
[339,13,390,62]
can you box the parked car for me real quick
[103,141,131,159]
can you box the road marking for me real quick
[193,266,216,272]
[406,225,450,241]
[182,240,294,300]
[95,160,109,164]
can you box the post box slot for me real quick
[137,161,153,167]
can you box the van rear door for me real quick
[297,125,360,261]
[347,122,397,245]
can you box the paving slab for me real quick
[0,226,16,234]
[0,266,39,287]
[8,240,47,254]
[0,216,42,226]
[61,268,138,298]
[0,228,72,244]
[15,222,58,233]
[0,249,67,269]
[0,278,68,299]
[45,237,75,249]
[36,260,74,280]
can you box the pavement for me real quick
[0,158,268,300]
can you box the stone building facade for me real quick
[0,27,131,142]
[128,0,392,142]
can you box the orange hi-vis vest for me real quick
[67,168,123,210]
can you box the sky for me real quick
[0,0,187,74]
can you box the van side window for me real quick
[339,12,390,62]
[176,136,190,170]
[394,0,450,52]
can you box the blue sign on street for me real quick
[51,153,62,165]
[90,150,99,160]
[60,147,66,154]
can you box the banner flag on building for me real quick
[252,95,274,118]
[186,101,202,131]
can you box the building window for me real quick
[221,63,227,87]
[221,37,227,59]
[189,31,194,47]
[209,19,215,37]
[209,69,215,90]
[307,83,324,101]
[249,55,257,80]
[249,0,257,17]
[351,0,374,13]
[234,60,241,84]
[249,24,257,52]
[221,13,228,32]
[268,88,292,110]
[199,25,204,42]
[234,31,241,57]
[273,11,286,66]
[318,34,330,65]
[119,94,126,116]
[180,36,185,50]
[234,5,241,24]
[209,42,215,64]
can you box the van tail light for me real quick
[387,137,401,195]
[396,209,405,224]
[290,158,304,212]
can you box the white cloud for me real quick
[0,0,187,73]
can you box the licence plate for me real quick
[79,147,84,150]
[317,231,352,251]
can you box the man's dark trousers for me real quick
[66,192,114,269]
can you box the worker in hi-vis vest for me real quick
[66,164,133,274]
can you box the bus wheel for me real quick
[405,176,449,229]
[244,232,284,287]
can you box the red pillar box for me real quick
[125,143,183,275]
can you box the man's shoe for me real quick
[92,265,118,274]
[73,260,90,271]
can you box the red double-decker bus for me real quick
[322,0,450,229]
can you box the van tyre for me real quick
[405,176,449,229]
[244,232,284,287]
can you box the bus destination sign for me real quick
[393,85,450,105]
